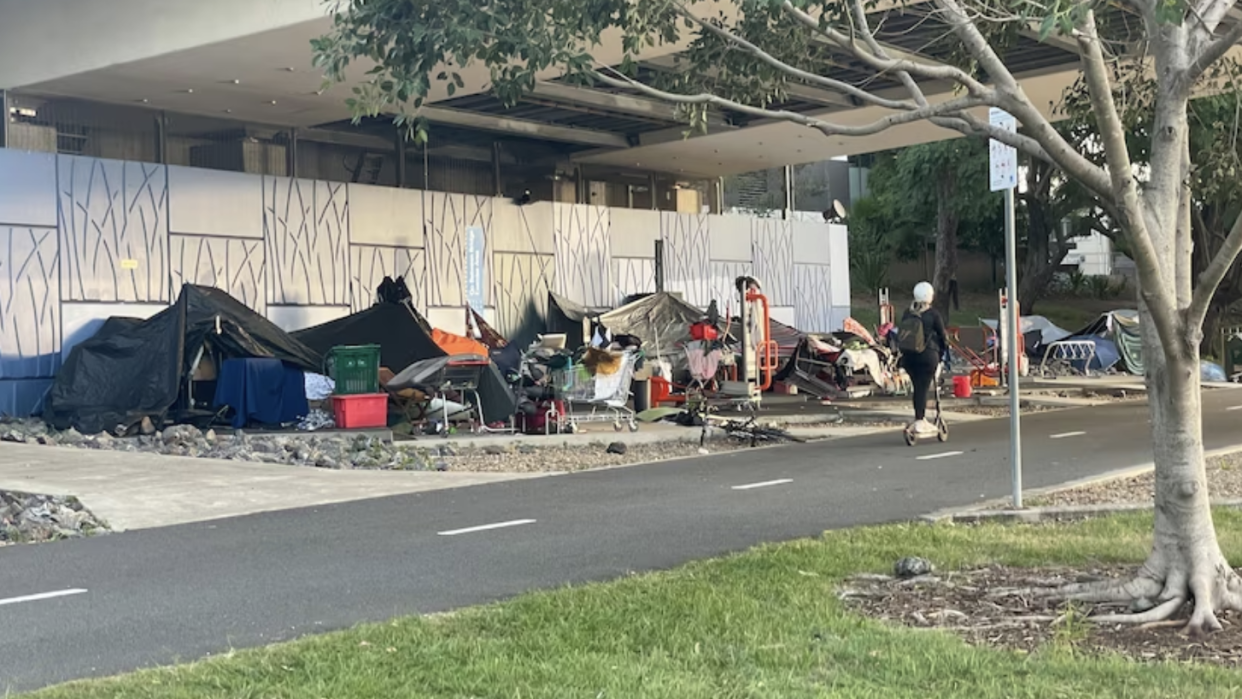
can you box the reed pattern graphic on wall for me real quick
[794,263,834,333]
[351,244,426,312]
[553,204,611,307]
[170,234,267,314]
[58,156,168,303]
[611,257,656,302]
[660,213,711,307]
[0,227,60,379]
[425,192,492,307]
[493,252,554,342]
[263,177,350,306]
[751,217,794,306]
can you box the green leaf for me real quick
[1038,14,1056,41]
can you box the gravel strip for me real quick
[1017,452,1242,508]
[422,440,745,473]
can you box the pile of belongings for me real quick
[508,329,645,434]
[775,323,907,399]
[45,284,321,435]
[293,279,516,430]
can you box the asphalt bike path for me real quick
[2,391,1241,692]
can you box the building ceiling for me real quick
[10,4,1092,177]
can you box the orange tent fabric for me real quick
[431,328,488,357]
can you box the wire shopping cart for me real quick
[427,358,489,435]
[551,349,641,433]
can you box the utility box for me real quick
[1225,330,1242,380]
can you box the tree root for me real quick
[1091,596,1185,625]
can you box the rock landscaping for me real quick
[0,418,745,473]
[1,490,109,545]
[1005,451,1242,509]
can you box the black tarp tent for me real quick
[293,299,517,424]
[292,300,440,374]
[546,292,611,349]
[45,285,321,434]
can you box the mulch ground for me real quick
[840,564,1242,667]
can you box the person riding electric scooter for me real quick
[895,282,950,438]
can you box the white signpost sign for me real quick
[989,108,1018,192]
[988,107,1023,508]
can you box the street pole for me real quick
[1003,186,1023,508]
[989,107,1023,509]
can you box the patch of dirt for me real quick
[840,564,1242,666]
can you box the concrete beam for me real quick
[418,105,629,148]
[529,81,683,122]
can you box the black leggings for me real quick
[906,357,938,421]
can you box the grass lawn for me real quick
[27,511,1242,699]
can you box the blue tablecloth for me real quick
[212,358,309,428]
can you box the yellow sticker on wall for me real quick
[120,259,139,270]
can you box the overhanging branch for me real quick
[934,0,1115,202]
[590,68,989,137]
[779,1,991,96]
[675,6,915,112]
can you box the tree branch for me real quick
[1187,20,1242,84]
[591,68,989,137]
[1078,9,1182,352]
[678,6,916,112]
[845,0,930,107]
[1189,210,1242,330]
[1190,0,1236,54]
[779,1,990,96]
[934,0,1116,203]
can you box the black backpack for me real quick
[897,311,927,354]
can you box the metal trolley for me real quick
[551,350,641,433]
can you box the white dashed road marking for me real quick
[1228,405,1242,412]
[438,519,536,536]
[731,479,794,491]
[0,589,88,607]
[916,451,963,461]
[1050,431,1087,439]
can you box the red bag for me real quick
[516,399,565,435]
[690,322,718,341]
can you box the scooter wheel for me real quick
[903,428,916,446]
[936,419,949,442]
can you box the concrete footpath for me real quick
[0,420,880,531]
[0,442,546,531]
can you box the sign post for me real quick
[465,226,486,311]
[989,107,1023,509]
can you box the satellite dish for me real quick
[823,199,848,224]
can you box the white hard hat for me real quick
[913,281,934,303]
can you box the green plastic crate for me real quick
[327,345,382,395]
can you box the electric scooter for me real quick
[903,363,949,446]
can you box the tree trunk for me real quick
[1018,210,1062,314]
[932,175,959,321]
[1133,310,1240,633]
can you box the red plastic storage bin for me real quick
[331,393,388,429]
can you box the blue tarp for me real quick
[1202,361,1227,383]
[1061,335,1120,373]
[213,358,310,428]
